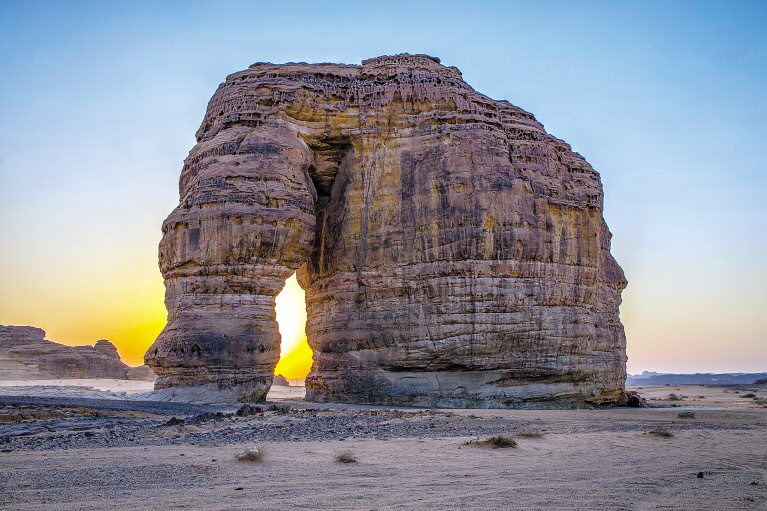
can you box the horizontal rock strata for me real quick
[0,325,130,379]
[146,54,627,407]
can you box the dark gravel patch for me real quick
[0,396,228,416]
[2,395,761,453]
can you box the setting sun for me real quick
[274,273,313,379]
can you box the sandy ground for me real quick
[1,382,766,510]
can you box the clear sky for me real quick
[0,1,765,375]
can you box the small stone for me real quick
[163,417,185,427]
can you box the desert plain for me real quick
[0,381,765,510]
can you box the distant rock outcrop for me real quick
[627,372,767,386]
[272,374,290,387]
[146,54,627,407]
[126,365,157,381]
[0,325,130,379]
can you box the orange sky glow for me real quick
[1,3,766,376]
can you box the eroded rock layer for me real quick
[0,325,130,379]
[146,54,627,407]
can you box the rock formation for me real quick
[146,54,627,407]
[126,365,157,381]
[273,374,290,387]
[0,325,131,379]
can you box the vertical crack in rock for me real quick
[145,54,628,407]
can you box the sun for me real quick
[273,273,313,379]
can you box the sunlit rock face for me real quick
[146,54,627,407]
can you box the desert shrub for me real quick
[678,411,696,419]
[668,393,683,401]
[742,393,756,398]
[515,431,545,438]
[486,435,518,448]
[648,427,674,438]
[335,450,357,463]
[236,446,267,462]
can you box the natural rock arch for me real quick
[145,54,628,408]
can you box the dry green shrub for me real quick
[742,393,756,398]
[335,450,357,463]
[648,427,674,438]
[678,411,696,419]
[236,446,268,462]
[488,435,518,448]
[668,393,683,401]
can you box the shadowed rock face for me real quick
[145,54,627,407]
[0,325,130,379]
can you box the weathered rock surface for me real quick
[146,54,627,407]
[0,325,131,379]
[126,365,157,381]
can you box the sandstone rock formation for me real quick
[146,54,627,407]
[126,365,157,381]
[0,325,131,379]
[273,374,290,387]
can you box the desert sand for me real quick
[1,381,765,510]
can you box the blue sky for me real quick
[0,0,765,372]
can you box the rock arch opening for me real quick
[274,273,312,382]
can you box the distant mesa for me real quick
[145,53,627,408]
[627,372,767,386]
[272,374,290,387]
[126,365,157,381]
[0,324,141,380]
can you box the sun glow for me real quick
[274,273,313,379]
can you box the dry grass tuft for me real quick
[487,435,518,448]
[464,434,518,448]
[668,393,683,401]
[334,450,357,463]
[236,446,268,462]
[648,427,674,438]
[515,431,545,439]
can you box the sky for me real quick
[0,0,765,376]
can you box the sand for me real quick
[1,382,766,510]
